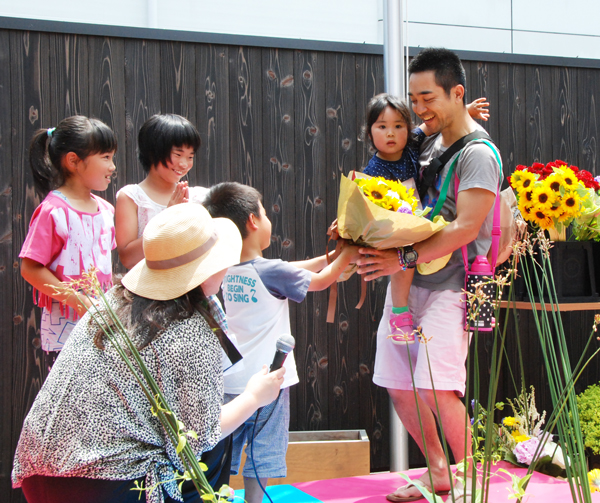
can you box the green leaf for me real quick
[199,462,209,472]
[176,435,187,454]
[186,430,198,440]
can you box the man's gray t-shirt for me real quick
[413,130,501,292]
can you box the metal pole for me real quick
[383,0,405,99]
[383,0,409,473]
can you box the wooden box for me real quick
[229,429,370,488]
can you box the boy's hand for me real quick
[327,219,339,241]
[467,97,490,121]
[168,181,190,207]
[245,365,285,408]
[341,243,361,263]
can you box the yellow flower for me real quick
[530,207,553,229]
[513,171,537,194]
[502,417,517,428]
[356,176,418,213]
[588,469,600,493]
[530,184,555,209]
[511,431,530,443]
[518,198,535,223]
[561,190,582,217]
[543,173,564,195]
[558,167,579,190]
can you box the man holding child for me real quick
[357,48,501,502]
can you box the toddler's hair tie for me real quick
[47,127,56,138]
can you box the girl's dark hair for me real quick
[362,93,416,152]
[29,115,117,198]
[94,283,227,352]
[137,114,201,172]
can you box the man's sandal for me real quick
[386,481,450,502]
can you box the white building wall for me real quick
[0,0,599,60]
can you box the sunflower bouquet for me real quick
[509,160,590,234]
[336,172,448,251]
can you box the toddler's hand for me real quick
[168,181,189,207]
[245,365,285,408]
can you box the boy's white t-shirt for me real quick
[222,257,312,394]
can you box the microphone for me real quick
[270,334,295,371]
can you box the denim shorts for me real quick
[224,387,290,479]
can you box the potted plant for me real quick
[577,383,600,470]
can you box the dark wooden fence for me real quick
[1,21,600,503]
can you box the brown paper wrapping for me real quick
[337,172,448,249]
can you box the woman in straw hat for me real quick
[12,203,285,503]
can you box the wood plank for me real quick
[500,300,600,311]
[497,63,528,175]
[576,68,599,174]
[87,36,126,208]
[354,52,389,472]
[525,65,553,164]
[9,30,52,503]
[160,42,198,184]
[228,46,263,188]
[48,33,89,120]
[551,66,578,165]
[470,61,500,143]
[292,49,328,433]
[0,27,15,503]
[260,47,297,429]
[196,44,230,186]
[124,38,161,186]
[324,51,359,433]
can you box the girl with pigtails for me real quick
[20,116,117,369]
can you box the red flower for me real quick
[576,169,600,190]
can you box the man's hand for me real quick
[356,248,401,282]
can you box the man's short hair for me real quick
[137,114,201,172]
[202,182,262,239]
[408,48,467,104]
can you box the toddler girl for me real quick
[20,116,117,368]
[362,93,488,344]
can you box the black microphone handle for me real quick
[270,350,288,371]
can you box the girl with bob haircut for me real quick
[20,115,117,368]
[12,203,285,503]
[115,113,205,269]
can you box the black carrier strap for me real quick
[418,130,492,201]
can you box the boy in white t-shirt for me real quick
[203,182,358,503]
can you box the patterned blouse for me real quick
[12,289,224,503]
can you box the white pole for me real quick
[383,0,410,473]
[383,0,405,99]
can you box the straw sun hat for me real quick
[121,203,242,300]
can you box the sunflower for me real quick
[589,469,600,493]
[561,190,582,217]
[358,178,388,202]
[542,173,565,195]
[558,167,579,190]
[530,185,555,209]
[518,198,535,222]
[530,207,554,229]
[512,170,537,194]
